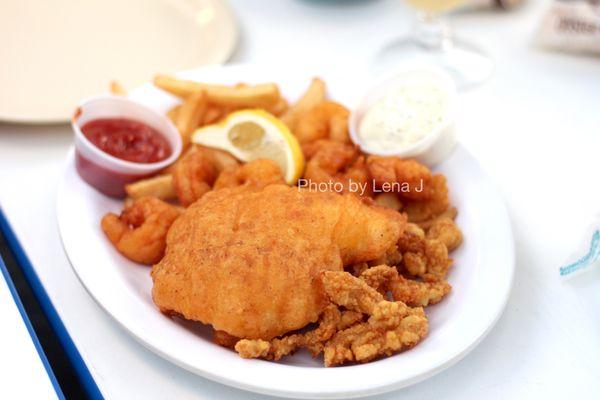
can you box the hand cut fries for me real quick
[154,75,280,108]
[281,77,326,128]
[125,174,176,200]
[175,91,208,148]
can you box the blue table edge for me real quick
[0,208,104,400]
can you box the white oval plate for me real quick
[0,0,237,124]
[57,65,515,399]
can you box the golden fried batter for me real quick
[152,185,403,340]
[323,305,428,366]
[398,223,453,281]
[294,101,350,144]
[367,156,433,201]
[389,276,451,307]
[213,159,285,190]
[303,141,371,197]
[426,217,463,251]
[101,197,182,265]
[358,265,452,307]
[235,305,363,360]
[172,146,239,206]
[320,271,428,366]
[403,174,450,222]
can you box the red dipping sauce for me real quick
[81,118,172,163]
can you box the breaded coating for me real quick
[403,174,450,222]
[373,192,403,211]
[368,245,402,267]
[101,197,182,265]
[303,141,371,197]
[422,239,453,280]
[213,159,285,190]
[367,156,434,201]
[389,275,451,307]
[398,224,453,281]
[213,330,240,349]
[359,265,451,307]
[323,304,428,367]
[152,185,402,340]
[294,101,350,144]
[347,262,370,277]
[321,271,385,314]
[172,147,239,206]
[359,264,399,294]
[235,305,363,360]
[417,207,458,230]
[319,271,429,366]
[426,217,463,251]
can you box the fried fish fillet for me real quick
[151,185,404,340]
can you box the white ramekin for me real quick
[349,68,457,166]
[72,95,182,198]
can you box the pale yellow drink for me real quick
[405,0,465,13]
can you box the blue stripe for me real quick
[0,209,104,400]
[0,254,65,399]
[559,230,600,276]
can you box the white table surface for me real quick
[1,0,599,399]
[0,260,59,399]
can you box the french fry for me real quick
[281,77,326,128]
[175,91,208,148]
[167,105,180,124]
[110,80,127,96]
[264,97,289,117]
[154,75,280,108]
[124,175,176,200]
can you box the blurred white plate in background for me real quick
[0,0,237,123]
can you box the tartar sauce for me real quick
[358,82,449,151]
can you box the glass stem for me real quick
[411,12,453,50]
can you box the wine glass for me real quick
[373,0,494,90]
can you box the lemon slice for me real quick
[191,109,304,184]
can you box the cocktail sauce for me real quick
[81,118,171,163]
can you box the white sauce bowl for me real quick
[349,68,457,166]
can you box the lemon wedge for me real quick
[191,109,304,184]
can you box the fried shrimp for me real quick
[172,147,239,206]
[303,141,371,196]
[403,174,450,222]
[367,156,433,201]
[101,197,182,265]
[213,159,285,190]
[294,101,350,144]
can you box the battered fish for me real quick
[151,185,404,340]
